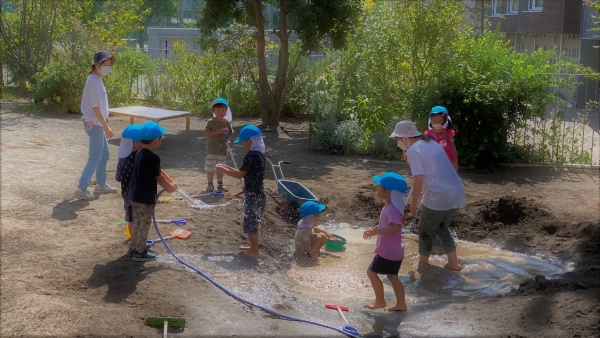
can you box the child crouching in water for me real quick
[216,124,265,259]
[295,201,333,262]
[363,172,408,312]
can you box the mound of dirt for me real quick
[479,196,549,225]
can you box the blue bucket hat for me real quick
[93,50,113,64]
[430,106,448,115]
[234,124,262,144]
[121,124,142,142]
[140,121,166,141]
[210,97,229,108]
[372,172,408,193]
[300,201,327,218]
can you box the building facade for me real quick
[487,0,599,107]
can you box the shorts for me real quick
[204,154,227,172]
[368,254,402,275]
[418,205,458,256]
[294,229,327,252]
[243,193,266,234]
[123,199,133,222]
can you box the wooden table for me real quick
[109,106,192,142]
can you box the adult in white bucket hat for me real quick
[390,120,466,271]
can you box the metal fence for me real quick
[509,73,600,165]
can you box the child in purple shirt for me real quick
[363,172,408,312]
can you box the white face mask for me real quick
[397,139,407,151]
[99,65,112,76]
[432,123,444,130]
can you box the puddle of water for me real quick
[159,223,571,337]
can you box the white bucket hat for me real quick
[389,121,422,138]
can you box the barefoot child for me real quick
[363,172,408,312]
[216,124,265,259]
[295,201,333,261]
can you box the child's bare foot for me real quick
[387,304,408,312]
[444,263,462,271]
[364,300,386,309]
[241,249,260,259]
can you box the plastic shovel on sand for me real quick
[154,218,187,225]
[325,304,359,336]
[146,228,191,246]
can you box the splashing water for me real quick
[173,188,241,211]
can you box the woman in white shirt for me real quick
[74,50,118,200]
[390,120,466,271]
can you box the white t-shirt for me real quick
[406,139,466,210]
[80,74,108,125]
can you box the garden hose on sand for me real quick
[151,190,360,337]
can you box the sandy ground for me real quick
[1,101,599,337]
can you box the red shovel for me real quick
[325,303,350,325]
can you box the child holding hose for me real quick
[363,172,408,312]
[127,121,178,262]
[216,124,265,259]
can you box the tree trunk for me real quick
[250,0,275,128]
[137,30,145,51]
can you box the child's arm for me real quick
[410,174,424,218]
[160,169,174,184]
[313,227,334,239]
[215,164,245,179]
[449,133,459,170]
[204,127,228,138]
[363,222,402,239]
[157,171,178,193]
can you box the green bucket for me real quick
[325,235,347,252]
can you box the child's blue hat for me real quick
[300,201,326,218]
[210,97,229,108]
[234,124,262,144]
[140,121,166,141]
[430,106,448,115]
[372,172,408,193]
[121,124,142,142]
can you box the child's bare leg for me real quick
[207,171,215,184]
[127,222,136,248]
[364,269,386,309]
[240,233,259,259]
[444,251,462,271]
[419,254,430,265]
[386,274,407,312]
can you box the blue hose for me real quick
[150,192,360,337]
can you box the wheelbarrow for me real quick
[266,158,318,212]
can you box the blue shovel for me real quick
[154,218,187,225]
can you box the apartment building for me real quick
[486,0,599,107]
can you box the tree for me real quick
[198,0,361,129]
[0,0,63,87]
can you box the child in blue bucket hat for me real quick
[126,121,179,262]
[115,124,142,255]
[363,172,408,312]
[295,201,334,262]
[423,106,459,170]
[216,124,266,259]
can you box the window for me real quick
[508,0,519,13]
[528,0,543,11]
[491,0,502,16]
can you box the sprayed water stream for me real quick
[158,222,571,336]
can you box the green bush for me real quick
[103,47,155,106]
[309,117,361,155]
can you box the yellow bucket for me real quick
[125,224,131,239]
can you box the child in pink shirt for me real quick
[424,106,459,170]
[363,172,408,312]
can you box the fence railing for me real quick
[509,73,599,165]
